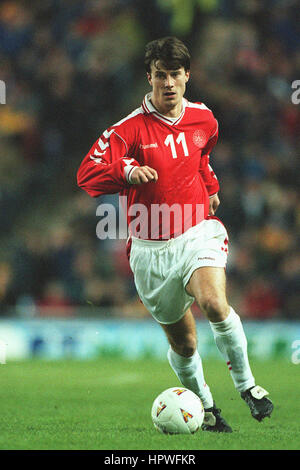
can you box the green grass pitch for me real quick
[0,357,299,450]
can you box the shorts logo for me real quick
[193,129,207,147]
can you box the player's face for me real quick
[147,60,190,117]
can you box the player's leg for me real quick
[161,308,232,432]
[129,233,230,430]
[186,266,273,421]
[160,308,212,407]
[186,266,255,391]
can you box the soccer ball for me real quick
[151,387,204,434]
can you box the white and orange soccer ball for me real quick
[151,387,204,434]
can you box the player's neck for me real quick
[150,97,183,118]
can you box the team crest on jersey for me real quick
[156,402,167,417]
[193,129,207,147]
[180,408,193,423]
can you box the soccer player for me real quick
[77,37,273,432]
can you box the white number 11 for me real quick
[164,132,189,159]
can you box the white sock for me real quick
[209,307,255,392]
[167,346,214,409]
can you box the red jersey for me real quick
[77,94,220,240]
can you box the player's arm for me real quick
[77,128,158,197]
[77,128,142,197]
[198,119,220,214]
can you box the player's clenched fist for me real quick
[130,166,158,185]
[209,193,220,215]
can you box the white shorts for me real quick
[129,218,229,325]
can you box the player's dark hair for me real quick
[144,37,191,74]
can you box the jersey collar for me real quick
[142,93,187,126]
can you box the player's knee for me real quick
[171,334,197,358]
[199,295,229,322]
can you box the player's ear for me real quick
[147,72,153,87]
[185,70,190,83]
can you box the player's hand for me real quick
[130,166,158,185]
[209,193,220,215]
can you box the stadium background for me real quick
[0,0,300,362]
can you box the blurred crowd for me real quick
[0,0,299,320]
